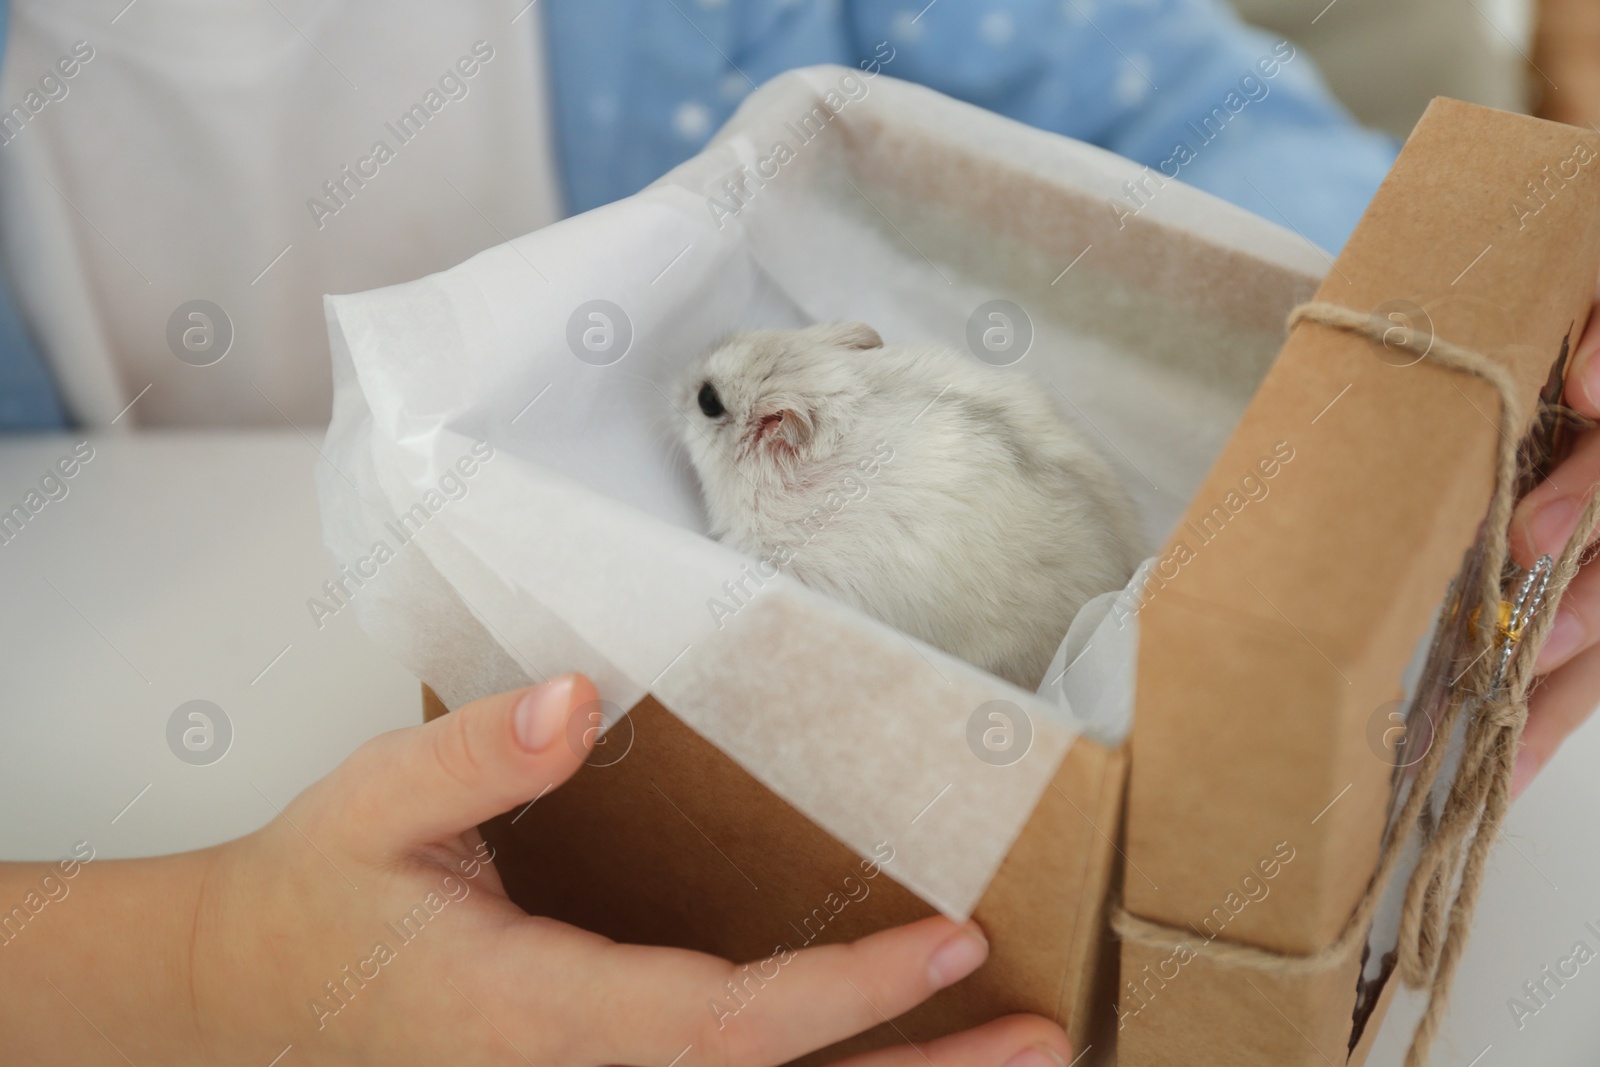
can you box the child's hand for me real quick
[1510,288,1600,796]
[2,675,1071,1067]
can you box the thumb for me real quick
[336,673,600,856]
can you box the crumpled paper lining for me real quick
[1043,558,1159,744]
[317,65,1325,919]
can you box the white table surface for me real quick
[1,431,1596,1065]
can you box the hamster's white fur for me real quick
[677,321,1143,689]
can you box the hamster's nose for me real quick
[697,381,726,418]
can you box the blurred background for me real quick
[1232,0,1542,138]
[1,2,1598,1064]
[0,0,1588,434]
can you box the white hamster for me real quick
[677,321,1143,690]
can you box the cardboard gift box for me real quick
[318,62,1600,1064]
[1116,100,1600,1064]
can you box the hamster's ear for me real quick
[812,321,882,350]
[751,400,815,455]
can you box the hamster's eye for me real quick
[697,381,725,418]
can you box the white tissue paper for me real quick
[318,65,1323,919]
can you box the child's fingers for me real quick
[1532,552,1600,673]
[1565,289,1600,420]
[827,1014,1073,1067]
[569,916,1007,1067]
[1516,286,1600,566]
[1515,642,1600,797]
[331,674,599,857]
[1509,426,1600,567]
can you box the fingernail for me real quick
[1000,1045,1069,1067]
[1581,339,1600,412]
[1511,745,1539,799]
[1527,496,1580,558]
[1536,611,1585,671]
[927,922,988,988]
[514,675,576,752]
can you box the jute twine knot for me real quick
[1479,699,1524,731]
[1111,300,1600,1067]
